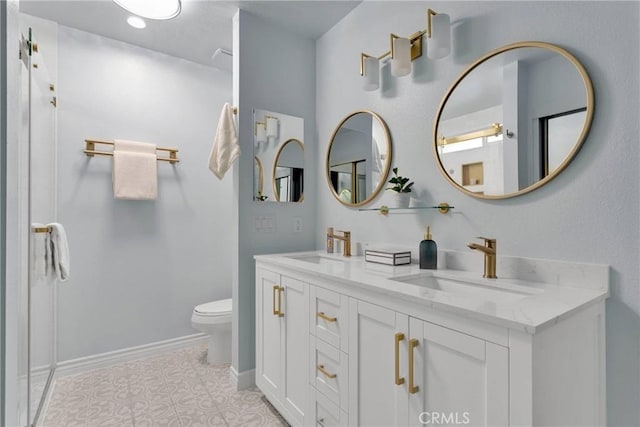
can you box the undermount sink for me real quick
[288,254,346,267]
[392,273,542,304]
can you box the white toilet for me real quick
[191,298,232,364]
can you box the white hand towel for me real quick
[31,223,51,281]
[47,223,70,282]
[209,103,240,179]
[113,139,158,200]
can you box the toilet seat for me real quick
[194,298,232,316]
[192,298,232,326]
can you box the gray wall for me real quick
[56,26,233,361]
[315,2,639,425]
[232,10,317,374]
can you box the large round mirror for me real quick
[273,138,304,202]
[433,41,594,199]
[326,111,392,206]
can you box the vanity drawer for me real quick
[310,386,348,427]
[310,336,348,411]
[310,286,349,352]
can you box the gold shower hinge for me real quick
[50,96,57,108]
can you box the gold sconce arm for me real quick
[390,33,400,59]
[360,53,373,76]
[427,9,438,38]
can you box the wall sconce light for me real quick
[255,121,266,144]
[265,116,279,139]
[427,8,451,59]
[360,7,450,90]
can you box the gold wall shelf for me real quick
[84,139,180,164]
[359,203,454,215]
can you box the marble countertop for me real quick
[254,250,610,334]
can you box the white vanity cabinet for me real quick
[348,299,508,427]
[255,267,310,426]
[255,255,607,427]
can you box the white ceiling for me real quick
[20,0,361,67]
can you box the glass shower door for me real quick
[20,22,57,427]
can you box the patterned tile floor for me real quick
[43,344,288,427]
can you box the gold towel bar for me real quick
[439,123,503,146]
[84,139,180,164]
[33,226,51,233]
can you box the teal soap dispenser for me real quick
[419,226,437,270]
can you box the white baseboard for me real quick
[56,333,208,377]
[230,366,255,390]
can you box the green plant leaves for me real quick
[386,168,414,193]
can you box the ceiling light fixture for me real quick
[113,0,181,20]
[127,16,146,29]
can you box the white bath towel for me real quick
[209,103,240,179]
[47,223,70,282]
[113,139,158,200]
[31,223,51,281]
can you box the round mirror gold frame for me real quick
[433,41,594,199]
[272,138,305,203]
[326,110,393,207]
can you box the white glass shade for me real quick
[428,13,451,59]
[266,117,278,138]
[391,37,411,77]
[126,16,146,29]
[362,57,380,91]
[113,0,181,20]
[256,122,267,143]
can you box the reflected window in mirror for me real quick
[539,107,587,178]
[253,109,304,203]
[326,111,392,207]
[433,41,593,199]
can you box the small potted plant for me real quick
[386,167,414,208]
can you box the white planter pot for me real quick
[389,192,411,209]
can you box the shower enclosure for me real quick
[18,17,58,427]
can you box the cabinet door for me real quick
[281,276,309,425]
[408,318,509,427]
[256,269,282,401]
[349,299,409,426]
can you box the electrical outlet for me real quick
[293,217,303,233]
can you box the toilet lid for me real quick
[194,298,232,316]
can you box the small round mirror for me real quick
[273,138,304,202]
[326,111,392,206]
[433,41,594,199]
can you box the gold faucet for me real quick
[327,227,351,257]
[467,237,497,279]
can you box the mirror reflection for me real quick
[254,157,265,201]
[253,109,304,202]
[273,139,304,202]
[434,42,593,199]
[326,111,392,207]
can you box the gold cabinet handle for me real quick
[317,364,337,379]
[272,285,279,316]
[317,312,337,322]
[277,286,284,317]
[409,338,419,394]
[395,332,405,385]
